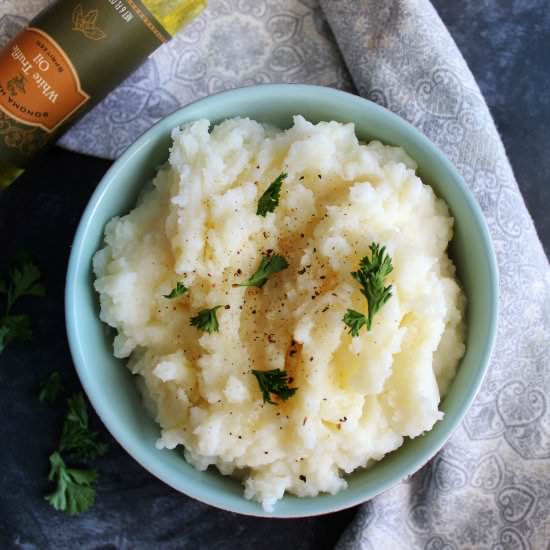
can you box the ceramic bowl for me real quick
[66,84,498,517]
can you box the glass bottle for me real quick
[0,0,206,189]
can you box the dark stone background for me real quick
[0,2,548,549]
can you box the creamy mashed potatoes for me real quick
[93,116,465,511]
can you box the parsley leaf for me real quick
[0,255,45,354]
[39,371,64,404]
[252,368,297,405]
[45,451,97,516]
[348,242,393,332]
[5,258,45,311]
[190,306,222,334]
[0,314,32,352]
[44,393,108,515]
[59,393,109,461]
[239,254,289,288]
[343,309,368,337]
[163,282,188,299]
[256,173,287,216]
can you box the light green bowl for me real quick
[66,84,498,518]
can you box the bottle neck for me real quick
[141,0,206,36]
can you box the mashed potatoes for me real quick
[93,116,465,512]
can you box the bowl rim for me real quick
[65,83,498,518]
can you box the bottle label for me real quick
[0,28,90,133]
[0,0,172,168]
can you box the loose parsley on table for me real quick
[252,368,297,405]
[0,255,45,354]
[163,281,188,299]
[239,254,289,288]
[45,451,97,516]
[190,306,223,333]
[59,393,109,461]
[43,391,109,516]
[39,371,64,404]
[343,242,393,336]
[256,172,287,217]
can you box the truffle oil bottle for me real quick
[0,0,206,189]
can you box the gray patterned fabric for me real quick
[2,1,550,548]
[0,0,354,158]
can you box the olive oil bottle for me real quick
[0,0,206,189]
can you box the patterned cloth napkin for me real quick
[2,1,549,548]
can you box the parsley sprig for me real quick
[239,254,289,288]
[39,372,64,404]
[190,306,223,333]
[256,173,287,216]
[0,255,45,353]
[252,368,297,405]
[164,282,188,299]
[343,309,368,337]
[343,243,393,336]
[45,452,97,516]
[59,393,109,461]
[43,387,109,516]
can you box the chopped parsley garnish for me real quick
[239,254,289,288]
[252,368,297,405]
[256,172,287,216]
[0,254,45,354]
[163,282,188,299]
[190,306,222,333]
[344,243,393,336]
[39,371,64,404]
[59,393,109,461]
[342,309,368,337]
[45,451,97,516]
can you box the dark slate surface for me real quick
[433,0,550,258]
[0,3,548,549]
